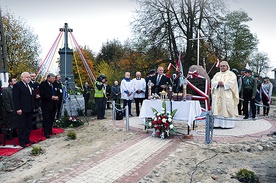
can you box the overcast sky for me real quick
[1,0,276,77]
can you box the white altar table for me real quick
[139,100,202,127]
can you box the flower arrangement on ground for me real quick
[54,116,84,128]
[145,101,177,139]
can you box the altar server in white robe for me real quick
[211,61,239,128]
[132,71,146,116]
[121,72,134,116]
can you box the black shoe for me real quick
[129,114,133,117]
[46,135,51,139]
[243,116,248,119]
[26,140,35,144]
[20,144,26,148]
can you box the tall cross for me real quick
[189,28,208,66]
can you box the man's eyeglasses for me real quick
[220,65,227,67]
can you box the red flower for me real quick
[155,125,161,129]
[158,119,162,124]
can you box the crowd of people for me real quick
[93,66,172,119]
[1,72,68,147]
[211,61,273,128]
[1,63,273,146]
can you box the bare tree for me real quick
[250,52,270,76]
[131,0,227,73]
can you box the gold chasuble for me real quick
[211,70,239,117]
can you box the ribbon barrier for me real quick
[187,70,210,111]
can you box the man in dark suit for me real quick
[2,78,17,137]
[54,75,63,119]
[12,72,35,147]
[39,73,59,138]
[29,72,41,129]
[152,66,171,94]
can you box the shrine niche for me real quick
[186,65,210,111]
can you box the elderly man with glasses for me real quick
[211,61,239,128]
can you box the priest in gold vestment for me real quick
[211,61,239,128]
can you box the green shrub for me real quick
[67,131,76,140]
[31,146,44,156]
[235,168,259,183]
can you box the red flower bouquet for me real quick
[145,101,177,139]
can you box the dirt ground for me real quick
[0,109,275,183]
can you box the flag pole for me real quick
[207,62,216,75]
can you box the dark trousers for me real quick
[134,98,144,116]
[262,95,270,115]
[84,94,90,116]
[238,93,243,115]
[17,112,33,146]
[42,109,56,136]
[113,98,121,105]
[123,99,132,116]
[106,96,111,109]
[255,93,260,114]
[95,98,106,119]
[56,100,63,119]
[243,89,256,118]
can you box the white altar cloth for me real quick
[139,100,202,127]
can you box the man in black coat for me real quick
[152,66,171,94]
[29,72,41,129]
[3,78,17,137]
[12,72,35,147]
[54,75,63,119]
[39,73,59,138]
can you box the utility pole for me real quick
[0,8,8,88]
[189,28,208,66]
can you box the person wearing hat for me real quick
[94,74,107,119]
[241,69,257,119]
[260,76,273,116]
[211,61,239,128]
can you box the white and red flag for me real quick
[167,63,173,71]
[215,59,220,68]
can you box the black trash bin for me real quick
[115,104,123,120]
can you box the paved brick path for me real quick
[36,115,275,183]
